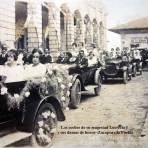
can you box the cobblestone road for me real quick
[53,69,148,148]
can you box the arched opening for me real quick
[84,14,92,47]
[74,10,82,44]
[42,5,49,50]
[15,1,27,49]
[60,11,65,51]
[93,18,99,47]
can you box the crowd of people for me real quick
[0,40,143,83]
[102,46,142,63]
[0,41,104,82]
[57,42,104,67]
[0,42,54,83]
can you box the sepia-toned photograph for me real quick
[0,0,147,147]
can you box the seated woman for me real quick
[24,48,46,80]
[0,49,25,83]
[88,51,97,67]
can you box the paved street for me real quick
[6,68,148,148]
[53,69,148,148]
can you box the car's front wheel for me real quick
[70,79,81,109]
[31,103,57,147]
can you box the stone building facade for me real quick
[0,0,15,48]
[0,0,107,58]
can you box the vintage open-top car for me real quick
[100,57,134,84]
[0,64,72,147]
[55,52,102,109]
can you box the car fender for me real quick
[20,95,65,132]
[71,74,85,91]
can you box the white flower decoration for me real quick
[61,84,65,89]
[1,87,8,95]
[69,75,73,80]
[42,112,49,119]
[25,91,30,97]
[41,77,46,83]
[51,112,56,119]
[47,70,53,75]
[38,128,44,135]
[14,94,20,99]
[57,77,62,83]
[38,121,44,127]
[67,91,70,96]
[47,111,51,116]
[61,96,66,101]
[68,83,73,87]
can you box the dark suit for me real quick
[75,56,88,68]
[0,54,7,65]
[41,54,52,64]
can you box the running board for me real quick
[78,85,98,94]
[0,131,32,147]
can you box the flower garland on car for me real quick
[0,65,74,111]
[0,79,32,110]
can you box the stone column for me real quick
[27,0,42,51]
[61,4,74,51]
[93,19,99,48]
[74,10,84,45]
[46,3,60,59]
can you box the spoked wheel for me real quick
[123,71,128,84]
[70,79,81,109]
[31,103,57,147]
[94,76,102,96]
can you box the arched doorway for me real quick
[60,11,65,51]
[84,14,92,48]
[93,18,99,47]
[74,10,83,45]
[42,5,49,50]
[15,1,28,49]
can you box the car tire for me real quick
[31,103,57,147]
[94,75,102,96]
[123,71,128,84]
[70,79,81,109]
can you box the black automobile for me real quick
[137,48,148,67]
[56,52,102,109]
[0,66,68,147]
[100,57,133,84]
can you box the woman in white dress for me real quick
[0,49,25,83]
[24,48,46,80]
